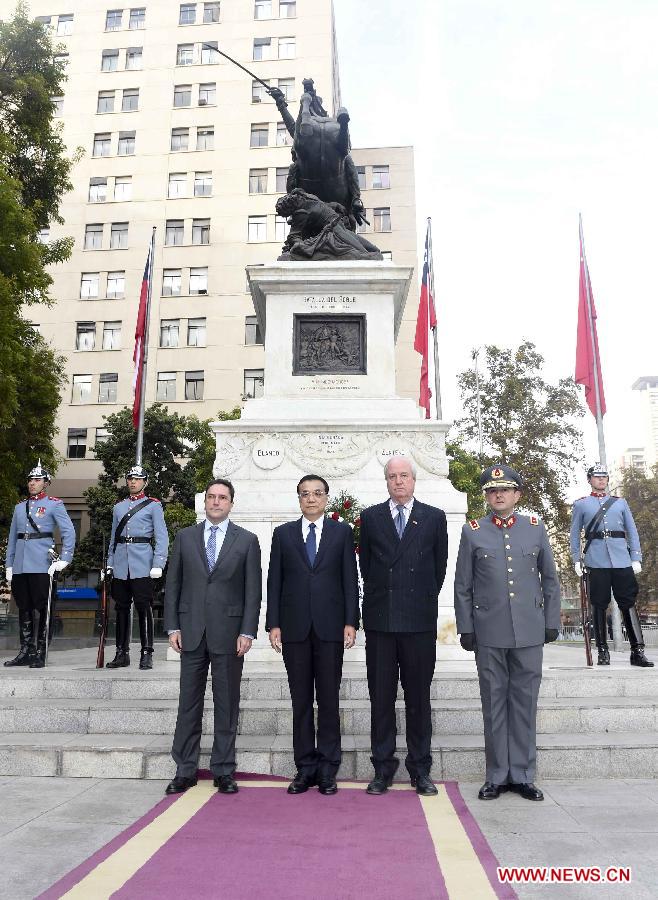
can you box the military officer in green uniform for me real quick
[454,465,561,802]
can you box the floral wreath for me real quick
[326,490,362,553]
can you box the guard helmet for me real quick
[587,463,608,480]
[480,464,523,491]
[28,459,51,483]
[125,464,148,482]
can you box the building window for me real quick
[171,127,189,151]
[76,323,96,351]
[35,15,52,26]
[253,37,271,61]
[80,272,100,298]
[37,228,50,244]
[192,218,210,245]
[373,207,391,232]
[249,168,267,193]
[160,319,180,348]
[199,82,216,105]
[54,52,69,68]
[95,427,110,444]
[110,222,129,249]
[248,215,267,241]
[57,13,74,35]
[122,88,139,111]
[194,171,212,196]
[93,133,111,157]
[381,250,393,261]
[107,271,125,298]
[372,165,390,189]
[168,173,187,198]
[356,165,366,190]
[165,220,184,246]
[177,44,194,65]
[187,317,206,346]
[276,122,291,146]
[67,428,87,459]
[203,1,220,22]
[114,176,132,201]
[189,267,208,294]
[102,321,121,349]
[278,36,295,59]
[277,77,294,100]
[174,84,192,107]
[179,3,196,24]
[97,90,115,113]
[126,46,143,69]
[252,79,269,103]
[98,372,118,403]
[84,224,103,250]
[129,7,145,29]
[245,315,263,345]
[101,49,119,71]
[72,374,93,403]
[156,372,177,401]
[185,370,204,400]
[244,368,264,399]
[275,215,290,241]
[254,0,272,18]
[280,0,296,16]
[276,167,288,192]
[250,123,268,147]
[52,96,64,116]
[162,269,182,296]
[89,177,108,203]
[118,130,136,155]
[105,9,122,31]
[196,126,214,151]
[201,41,218,64]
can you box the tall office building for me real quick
[631,377,658,472]
[28,1,419,530]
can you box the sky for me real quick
[332,0,657,482]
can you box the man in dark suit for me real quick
[266,475,359,796]
[360,455,448,796]
[164,479,261,796]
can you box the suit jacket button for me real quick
[510,592,515,597]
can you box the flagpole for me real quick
[135,227,156,466]
[427,218,442,419]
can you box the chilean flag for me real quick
[414,223,437,418]
[575,217,606,418]
[132,240,153,428]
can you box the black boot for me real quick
[106,608,131,668]
[138,606,154,670]
[29,607,48,668]
[4,609,36,667]
[622,607,654,667]
[592,606,611,665]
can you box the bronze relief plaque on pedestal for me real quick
[293,314,367,375]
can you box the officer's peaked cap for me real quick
[480,464,523,490]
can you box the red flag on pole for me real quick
[132,243,153,428]
[414,224,437,418]
[575,219,606,418]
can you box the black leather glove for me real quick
[544,628,559,644]
[460,633,476,652]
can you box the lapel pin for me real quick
[412,520,418,525]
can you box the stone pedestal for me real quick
[202,262,467,660]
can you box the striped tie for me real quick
[206,525,218,569]
[396,504,406,539]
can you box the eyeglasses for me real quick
[298,490,328,499]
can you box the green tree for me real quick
[453,341,584,568]
[446,442,486,520]
[619,465,658,616]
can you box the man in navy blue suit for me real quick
[266,475,359,796]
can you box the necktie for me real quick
[206,525,218,569]
[396,504,406,539]
[306,522,317,566]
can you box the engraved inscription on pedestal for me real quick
[293,314,366,375]
[252,437,285,470]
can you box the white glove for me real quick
[149,567,163,579]
[48,560,69,577]
[574,562,583,578]
[5,568,12,584]
[100,567,112,582]
[632,561,642,575]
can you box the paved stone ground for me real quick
[0,777,655,899]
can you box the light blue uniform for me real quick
[6,493,75,574]
[570,494,641,569]
[107,495,168,579]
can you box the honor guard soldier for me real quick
[454,465,561,802]
[4,462,75,668]
[105,465,168,670]
[570,463,652,667]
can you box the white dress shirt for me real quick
[389,497,415,527]
[302,515,325,548]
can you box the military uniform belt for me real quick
[591,530,625,540]
[17,532,54,540]
[116,536,152,544]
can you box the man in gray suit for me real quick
[454,465,560,802]
[164,479,261,795]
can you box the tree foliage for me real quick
[619,465,658,615]
[446,442,486,520]
[453,341,584,568]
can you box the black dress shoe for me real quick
[478,781,507,800]
[165,775,197,795]
[214,775,239,794]
[366,774,393,795]
[597,647,611,665]
[139,650,153,670]
[318,777,338,795]
[411,774,438,796]
[106,650,130,669]
[287,772,316,794]
[630,649,654,667]
[510,782,544,801]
